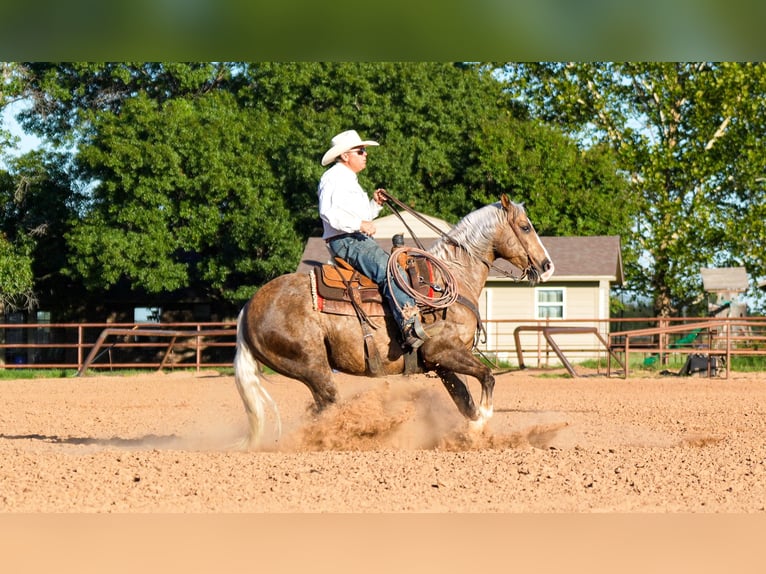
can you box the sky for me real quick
[1,99,43,168]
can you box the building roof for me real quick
[298,231,624,285]
[700,267,749,292]
[495,235,624,284]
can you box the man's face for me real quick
[341,146,368,173]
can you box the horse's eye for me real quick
[520,225,531,233]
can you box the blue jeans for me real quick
[327,233,416,329]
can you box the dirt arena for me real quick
[1,366,766,513]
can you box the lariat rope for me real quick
[386,246,459,310]
[379,191,459,312]
[378,191,533,355]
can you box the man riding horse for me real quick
[318,129,428,349]
[231,131,554,449]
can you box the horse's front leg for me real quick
[428,348,496,425]
[472,364,495,424]
[435,368,478,420]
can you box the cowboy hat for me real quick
[321,130,379,166]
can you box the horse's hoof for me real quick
[230,436,254,451]
[468,417,487,433]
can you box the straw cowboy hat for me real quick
[321,130,379,166]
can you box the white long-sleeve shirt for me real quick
[318,162,382,239]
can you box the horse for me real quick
[233,194,554,448]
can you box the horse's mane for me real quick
[430,201,517,261]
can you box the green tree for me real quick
[1,63,37,315]
[238,62,630,236]
[12,62,235,146]
[504,62,766,316]
[6,61,632,314]
[0,169,38,314]
[70,90,301,302]
[464,113,634,237]
[4,150,91,318]
[236,62,529,228]
[0,233,34,311]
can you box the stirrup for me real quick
[403,330,424,350]
[402,320,428,350]
[411,318,428,340]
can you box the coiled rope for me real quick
[386,246,459,312]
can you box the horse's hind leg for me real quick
[299,367,340,413]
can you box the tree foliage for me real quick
[0,150,85,315]
[0,168,37,312]
[70,90,301,301]
[503,62,766,316]
[0,232,34,312]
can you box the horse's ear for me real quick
[500,193,512,211]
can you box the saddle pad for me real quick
[320,262,377,290]
[310,270,386,316]
[317,263,383,304]
[319,298,387,317]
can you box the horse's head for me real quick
[497,194,554,284]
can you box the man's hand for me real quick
[360,220,377,236]
[373,188,387,205]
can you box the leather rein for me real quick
[380,192,530,282]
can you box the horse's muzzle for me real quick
[539,258,554,282]
[526,257,554,284]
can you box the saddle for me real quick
[312,253,437,316]
[317,258,383,305]
[310,251,438,377]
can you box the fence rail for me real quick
[2,316,766,375]
[478,316,766,375]
[0,322,236,372]
[607,317,766,379]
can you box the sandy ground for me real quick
[1,366,766,513]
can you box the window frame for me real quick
[535,287,565,320]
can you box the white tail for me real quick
[233,309,281,449]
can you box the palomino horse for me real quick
[233,194,554,448]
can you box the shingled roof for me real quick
[297,234,624,285]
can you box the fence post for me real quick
[78,325,83,371]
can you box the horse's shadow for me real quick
[0,433,181,448]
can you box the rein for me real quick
[382,192,498,346]
[380,191,528,282]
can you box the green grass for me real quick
[0,367,236,379]
[588,353,766,375]
[0,368,77,379]
[726,355,766,372]
[2,355,765,380]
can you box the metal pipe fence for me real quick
[477,316,766,376]
[2,316,765,375]
[0,322,236,372]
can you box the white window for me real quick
[536,288,565,319]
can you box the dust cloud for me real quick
[273,381,567,452]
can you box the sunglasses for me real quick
[350,147,367,156]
